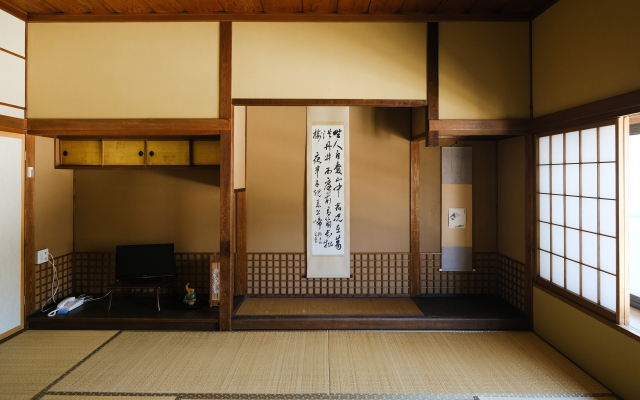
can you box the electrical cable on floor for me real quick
[40,253,59,313]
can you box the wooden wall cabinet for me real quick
[55,138,220,169]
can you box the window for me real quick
[536,121,621,321]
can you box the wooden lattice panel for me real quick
[35,253,73,310]
[496,253,526,312]
[246,253,410,296]
[72,252,218,296]
[420,252,497,294]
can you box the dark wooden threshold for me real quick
[232,316,531,330]
[27,118,228,137]
[27,295,219,331]
[233,99,429,107]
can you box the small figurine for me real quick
[183,283,196,306]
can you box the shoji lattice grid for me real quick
[35,253,73,310]
[537,125,618,312]
[247,253,410,296]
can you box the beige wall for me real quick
[28,22,220,118]
[35,137,73,257]
[246,106,411,253]
[74,170,219,253]
[420,140,497,252]
[440,22,530,119]
[497,136,525,262]
[533,0,640,116]
[233,23,427,100]
[534,287,640,399]
[246,106,307,253]
[350,107,410,252]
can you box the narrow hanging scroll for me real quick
[306,106,350,278]
[441,146,473,271]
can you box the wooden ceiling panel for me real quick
[217,0,263,12]
[302,0,337,13]
[399,0,442,13]
[368,0,404,13]
[5,0,59,13]
[142,0,185,13]
[468,0,511,13]
[102,0,154,12]
[175,0,223,12]
[77,0,118,13]
[337,0,370,13]
[436,0,477,14]
[262,0,302,13]
[41,0,90,13]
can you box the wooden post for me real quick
[427,22,439,148]
[524,133,534,319]
[219,21,234,331]
[410,141,421,295]
[24,134,35,316]
[235,188,247,295]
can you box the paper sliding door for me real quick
[0,132,25,340]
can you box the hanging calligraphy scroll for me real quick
[306,107,350,278]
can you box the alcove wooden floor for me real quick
[28,295,529,331]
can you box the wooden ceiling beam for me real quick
[27,118,229,136]
[232,98,428,107]
[429,119,532,137]
[25,11,531,22]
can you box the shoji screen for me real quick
[0,9,26,119]
[536,121,622,320]
[0,132,25,340]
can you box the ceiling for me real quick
[1,0,559,21]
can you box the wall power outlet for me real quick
[36,249,49,264]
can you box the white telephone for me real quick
[48,297,84,317]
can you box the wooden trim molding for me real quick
[27,13,531,24]
[219,21,234,332]
[27,119,228,137]
[524,134,535,318]
[534,281,640,344]
[0,115,26,133]
[24,134,35,316]
[409,141,420,295]
[235,189,247,295]
[426,22,439,147]
[232,99,428,107]
[532,89,640,134]
[429,119,531,137]
[0,0,27,21]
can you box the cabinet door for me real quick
[146,141,190,166]
[192,140,220,165]
[59,140,102,166]
[104,140,145,166]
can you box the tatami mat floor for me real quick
[0,330,615,400]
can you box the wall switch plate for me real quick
[36,249,49,264]
[27,167,34,178]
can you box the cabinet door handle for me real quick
[139,151,143,156]
[149,151,155,157]
[63,151,68,156]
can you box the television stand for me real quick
[107,277,175,311]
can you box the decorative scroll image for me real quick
[311,124,345,255]
[448,208,467,229]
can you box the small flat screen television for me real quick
[116,243,174,281]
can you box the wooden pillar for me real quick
[410,141,421,295]
[235,188,247,295]
[524,134,534,319]
[219,21,234,331]
[24,133,35,316]
[427,22,439,147]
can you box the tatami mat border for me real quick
[41,393,617,399]
[32,331,123,400]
